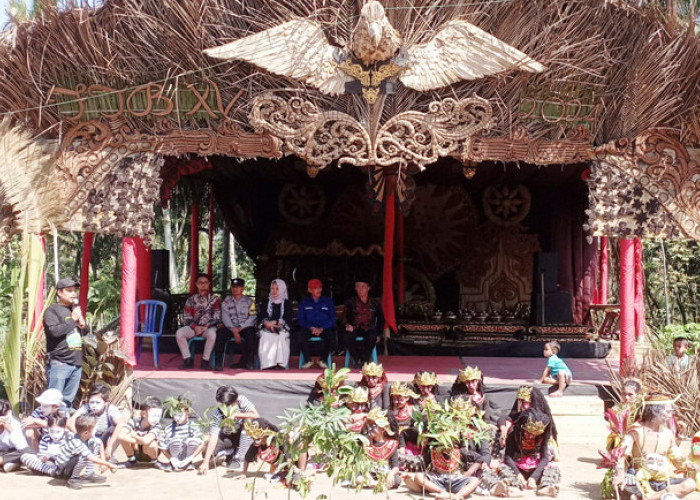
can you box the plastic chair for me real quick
[187,336,215,366]
[135,300,167,368]
[344,337,378,368]
[299,336,332,368]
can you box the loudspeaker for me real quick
[151,249,170,291]
[532,291,573,325]
[534,252,558,293]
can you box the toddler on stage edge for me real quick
[537,342,572,397]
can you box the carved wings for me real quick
[204,19,350,96]
[399,20,545,92]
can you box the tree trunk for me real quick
[221,228,230,289]
[230,232,237,278]
[163,206,179,290]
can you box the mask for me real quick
[173,412,187,425]
[88,399,105,413]
[147,409,163,426]
[41,404,55,416]
[48,428,65,441]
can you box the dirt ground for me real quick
[4,430,700,500]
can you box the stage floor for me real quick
[133,352,617,386]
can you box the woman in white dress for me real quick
[257,279,292,370]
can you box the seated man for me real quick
[343,277,383,366]
[297,279,336,369]
[176,273,221,370]
[613,394,696,500]
[213,278,257,371]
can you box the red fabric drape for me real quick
[32,235,46,332]
[634,238,645,339]
[135,237,151,301]
[207,188,214,290]
[79,232,94,313]
[382,189,397,332]
[397,210,405,306]
[189,202,200,294]
[599,237,609,305]
[619,238,636,375]
[120,238,138,365]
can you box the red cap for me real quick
[308,278,322,289]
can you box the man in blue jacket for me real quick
[297,278,336,369]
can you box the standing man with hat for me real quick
[43,278,87,408]
[213,278,258,371]
[297,278,337,369]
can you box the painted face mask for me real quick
[48,427,65,441]
[41,404,55,416]
[645,453,668,473]
[88,398,106,414]
[147,409,163,426]
[173,412,187,425]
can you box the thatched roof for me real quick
[0,0,697,144]
[0,0,698,244]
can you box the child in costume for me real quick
[413,370,441,409]
[157,396,203,471]
[357,362,390,409]
[21,415,71,474]
[499,385,558,452]
[450,366,493,424]
[21,388,65,449]
[483,408,560,497]
[345,386,370,433]
[237,419,288,485]
[360,408,401,490]
[118,396,163,467]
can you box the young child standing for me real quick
[667,337,692,373]
[118,396,163,467]
[537,342,572,397]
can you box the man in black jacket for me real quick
[44,278,86,408]
[342,277,384,366]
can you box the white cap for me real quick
[35,388,64,406]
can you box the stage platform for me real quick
[133,353,616,424]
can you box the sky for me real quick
[0,0,29,28]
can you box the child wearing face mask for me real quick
[22,415,117,489]
[68,383,126,463]
[118,397,163,467]
[21,388,65,450]
[157,396,203,471]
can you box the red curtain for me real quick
[120,238,138,365]
[633,238,645,339]
[598,237,609,304]
[189,202,200,294]
[79,232,94,312]
[135,237,151,301]
[382,190,397,332]
[619,238,635,375]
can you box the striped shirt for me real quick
[38,432,72,459]
[208,396,256,435]
[158,421,201,450]
[53,436,100,466]
[73,404,122,437]
[125,417,162,438]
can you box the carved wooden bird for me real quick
[204,1,544,97]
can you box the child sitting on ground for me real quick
[23,415,117,489]
[537,342,572,397]
[68,383,126,461]
[118,396,163,467]
[21,388,65,450]
[236,419,285,484]
[157,396,203,472]
[667,336,692,374]
[21,415,71,474]
[0,399,31,472]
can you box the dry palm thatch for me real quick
[638,349,700,436]
[0,0,696,145]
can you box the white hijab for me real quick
[269,279,288,305]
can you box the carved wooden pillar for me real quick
[79,232,94,312]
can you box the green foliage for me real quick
[650,323,700,355]
[600,468,616,499]
[413,399,491,453]
[87,273,121,329]
[163,395,194,417]
[77,332,133,407]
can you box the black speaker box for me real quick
[533,252,558,293]
[151,249,170,291]
[532,291,573,325]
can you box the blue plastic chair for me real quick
[135,300,167,368]
[187,336,215,366]
[344,337,378,368]
[299,336,332,368]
